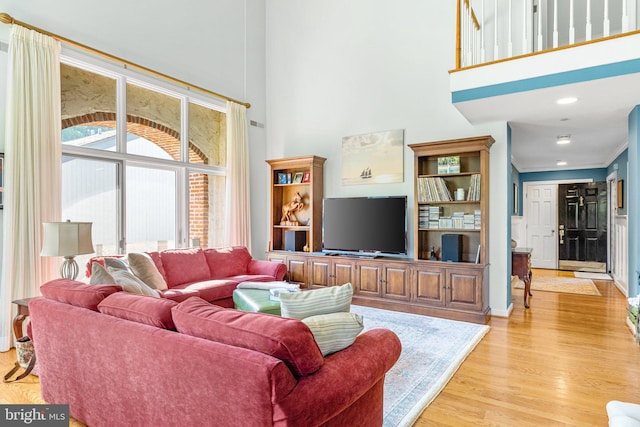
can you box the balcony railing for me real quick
[456,0,639,69]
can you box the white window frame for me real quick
[60,50,227,252]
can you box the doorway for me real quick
[557,182,608,272]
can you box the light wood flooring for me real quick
[418,269,640,426]
[1,269,638,426]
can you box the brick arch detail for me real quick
[62,112,210,248]
[61,112,208,164]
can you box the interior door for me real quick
[525,183,557,269]
[557,182,607,270]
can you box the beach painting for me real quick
[342,129,404,185]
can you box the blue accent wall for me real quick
[520,168,608,184]
[507,125,513,308]
[607,149,628,215]
[629,107,640,297]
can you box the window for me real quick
[60,59,227,262]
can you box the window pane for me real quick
[188,103,226,166]
[127,166,176,252]
[126,83,181,160]
[62,156,119,277]
[61,63,117,149]
[189,172,225,248]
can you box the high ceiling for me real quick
[453,71,640,173]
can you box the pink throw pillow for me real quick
[172,297,324,377]
[40,279,122,311]
[98,292,178,330]
[203,246,252,278]
[160,248,211,287]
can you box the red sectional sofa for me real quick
[30,280,402,427]
[86,246,287,306]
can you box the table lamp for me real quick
[41,220,95,280]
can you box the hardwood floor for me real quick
[417,269,640,426]
[1,269,638,426]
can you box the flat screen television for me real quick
[322,196,407,257]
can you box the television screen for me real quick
[322,196,407,256]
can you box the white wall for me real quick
[265,0,510,314]
[0,0,268,258]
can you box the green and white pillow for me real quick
[302,312,364,356]
[279,282,353,320]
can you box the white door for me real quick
[525,183,557,269]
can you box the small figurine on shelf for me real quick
[429,246,438,261]
[280,192,304,226]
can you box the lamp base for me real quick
[60,256,79,280]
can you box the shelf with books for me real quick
[410,136,493,266]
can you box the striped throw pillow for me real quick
[303,312,364,356]
[279,282,353,320]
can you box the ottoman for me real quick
[233,288,281,315]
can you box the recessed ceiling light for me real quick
[557,161,567,166]
[557,135,571,144]
[557,97,578,105]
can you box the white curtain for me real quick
[223,101,251,251]
[0,26,62,352]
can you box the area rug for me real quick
[513,276,601,296]
[574,271,611,280]
[351,305,489,427]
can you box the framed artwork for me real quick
[293,172,303,183]
[617,179,624,208]
[513,183,518,215]
[342,129,404,185]
[302,170,310,183]
[278,173,288,184]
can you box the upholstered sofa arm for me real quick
[273,328,401,426]
[247,259,287,281]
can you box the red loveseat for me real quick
[30,279,402,427]
[87,246,287,306]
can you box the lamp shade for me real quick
[41,221,95,257]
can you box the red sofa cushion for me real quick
[203,246,252,279]
[97,292,178,330]
[160,248,211,287]
[172,297,324,377]
[145,251,168,282]
[40,279,121,311]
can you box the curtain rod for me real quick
[0,12,251,108]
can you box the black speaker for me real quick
[441,234,462,262]
[285,230,306,252]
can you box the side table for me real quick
[12,298,33,340]
[512,248,533,308]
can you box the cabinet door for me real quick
[382,264,411,301]
[333,261,355,286]
[414,268,446,306]
[356,264,382,297]
[287,256,308,285]
[309,259,331,288]
[446,268,483,310]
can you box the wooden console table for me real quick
[512,248,533,308]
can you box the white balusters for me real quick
[456,0,638,69]
[586,0,592,41]
[537,0,543,51]
[604,0,610,37]
[494,0,499,60]
[480,0,486,63]
[569,0,575,44]
[553,0,559,48]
